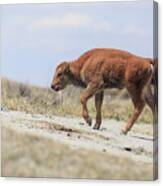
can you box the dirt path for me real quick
[1,110,156,164]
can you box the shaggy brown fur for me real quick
[51,48,156,134]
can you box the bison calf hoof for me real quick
[86,117,92,126]
[120,129,128,135]
[93,124,100,130]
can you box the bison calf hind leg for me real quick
[122,86,145,135]
[144,86,155,118]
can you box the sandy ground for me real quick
[1,110,157,180]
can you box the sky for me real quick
[1,0,154,87]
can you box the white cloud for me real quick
[33,13,92,29]
[31,13,111,32]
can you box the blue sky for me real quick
[1,0,154,87]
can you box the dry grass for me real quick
[1,126,154,180]
[1,78,152,123]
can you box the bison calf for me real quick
[51,48,155,134]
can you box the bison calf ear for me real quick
[63,61,70,73]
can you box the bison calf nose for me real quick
[51,84,55,90]
[51,84,60,91]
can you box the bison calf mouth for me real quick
[51,84,60,91]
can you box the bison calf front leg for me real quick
[93,91,104,130]
[80,83,101,126]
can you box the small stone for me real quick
[102,149,106,152]
[100,127,107,131]
[124,147,132,152]
[67,133,71,137]
[79,122,84,125]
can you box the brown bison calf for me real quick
[51,48,155,134]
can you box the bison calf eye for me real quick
[58,73,62,77]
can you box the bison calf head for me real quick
[51,62,70,91]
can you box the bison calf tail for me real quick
[147,62,154,86]
[150,58,158,86]
[151,58,158,110]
